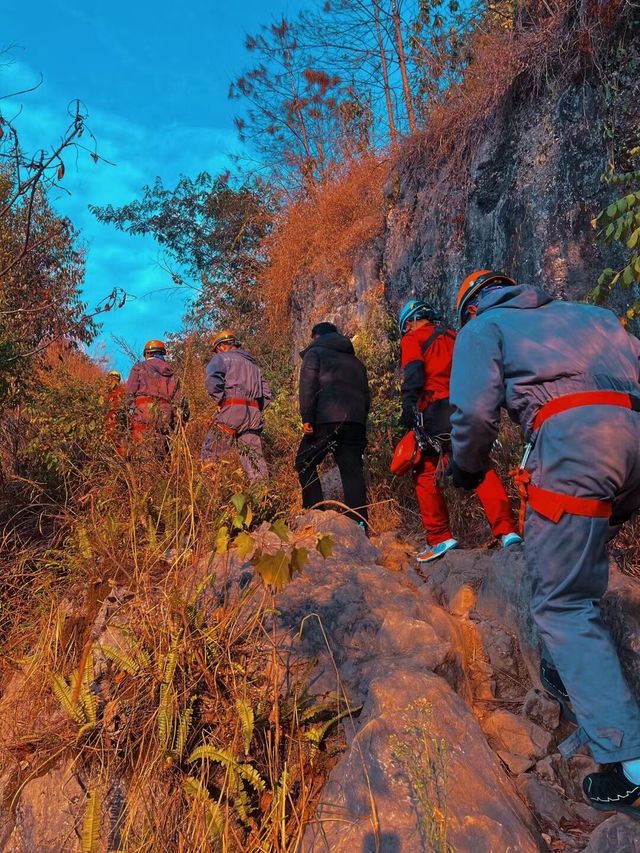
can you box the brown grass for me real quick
[260,154,388,332]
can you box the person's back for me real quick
[451,285,640,472]
[125,340,183,446]
[201,330,271,484]
[299,331,369,427]
[296,322,370,527]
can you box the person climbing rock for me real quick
[124,339,188,456]
[104,370,125,438]
[450,269,640,818]
[398,299,521,563]
[295,321,370,527]
[201,329,271,484]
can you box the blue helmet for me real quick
[398,299,441,334]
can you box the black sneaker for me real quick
[539,660,578,724]
[583,763,640,818]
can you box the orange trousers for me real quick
[414,453,516,545]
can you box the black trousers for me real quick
[295,422,368,523]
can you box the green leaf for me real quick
[627,228,640,250]
[290,546,308,573]
[316,535,334,559]
[232,514,245,530]
[622,264,634,287]
[231,494,246,514]
[270,519,290,542]
[607,202,618,218]
[252,551,291,590]
[235,531,255,560]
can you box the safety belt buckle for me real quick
[519,441,533,471]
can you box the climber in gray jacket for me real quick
[201,329,272,483]
[449,270,640,818]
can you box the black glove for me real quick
[400,407,415,429]
[450,459,486,491]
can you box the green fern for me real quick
[303,705,361,751]
[51,673,85,724]
[81,789,101,853]
[157,683,175,750]
[235,698,254,754]
[101,644,141,676]
[183,776,223,839]
[175,701,194,759]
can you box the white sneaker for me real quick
[501,532,523,548]
[416,538,459,563]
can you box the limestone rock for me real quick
[4,763,83,852]
[497,750,535,775]
[515,774,573,828]
[583,814,640,852]
[482,709,554,760]
[523,688,561,731]
[303,670,545,852]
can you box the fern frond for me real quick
[162,633,181,684]
[79,686,97,725]
[51,673,85,724]
[81,789,101,853]
[157,682,175,750]
[188,744,236,767]
[235,698,254,754]
[183,776,223,840]
[175,702,194,759]
[101,644,141,676]
[183,775,209,801]
[238,762,266,792]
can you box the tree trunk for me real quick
[390,0,417,133]
[373,0,399,148]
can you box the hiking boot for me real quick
[583,763,640,818]
[416,538,459,564]
[501,532,523,548]
[539,660,578,724]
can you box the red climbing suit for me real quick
[400,322,517,545]
[105,384,125,437]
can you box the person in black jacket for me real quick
[295,322,370,526]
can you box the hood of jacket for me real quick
[475,284,554,317]
[145,356,175,377]
[300,332,355,358]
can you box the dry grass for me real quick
[260,154,388,332]
[0,431,349,851]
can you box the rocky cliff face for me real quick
[291,13,639,344]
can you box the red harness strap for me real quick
[512,390,640,529]
[221,398,260,409]
[532,390,639,431]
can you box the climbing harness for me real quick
[221,398,260,409]
[511,390,640,532]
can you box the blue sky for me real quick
[3,1,308,372]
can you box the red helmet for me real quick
[143,339,166,357]
[455,270,516,327]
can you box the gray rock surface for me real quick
[583,814,640,852]
[3,763,83,852]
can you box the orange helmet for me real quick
[212,329,239,352]
[143,339,166,357]
[455,270,516,327]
